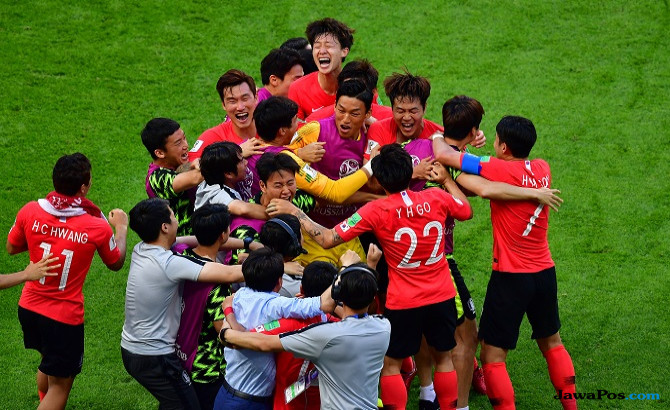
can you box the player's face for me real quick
[223,83,257,130]
[278,115,300,145]
[166,208,178,245]
[275,64,304,97]
[161,128,189,168]
[335,96,369,140]
[261,170,296,201]
[392,97,426,140]
[234,153,248,182]
[312,34,349,75]
[493,133,504,157]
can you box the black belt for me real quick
[222,378,272,404]
[284,273,303,280]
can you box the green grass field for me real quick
[1,0,669,408]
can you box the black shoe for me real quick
[418,397,440,410]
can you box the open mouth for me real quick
[318,57,331,68]
[401,122,414,133]
[181,153,189,162]
[339,124,351,133]
[235,112,249,123]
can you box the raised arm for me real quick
[455,173,563,211]
[106,209,128,271]
[265,199,345,249]
[431,133,462,169]
[172,159,204,193]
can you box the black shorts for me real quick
[385,299,457,358]
[478,267,561,350]
[448,258,477,324]
[18,306,84,378]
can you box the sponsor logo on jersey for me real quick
[311,106,325,113]
[339,159,360,178]
[189,140,203,153]
[301,164,318,182]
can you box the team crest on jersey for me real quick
[236,166,254,199]
[339,159,360,178]
[189,140,203,153]
[366,140,379,155]
[109,235,117,250]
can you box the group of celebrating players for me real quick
[5,16,577,410]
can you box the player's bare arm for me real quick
[220,321,284,352]
[266,198,345,249]
[198,263,244,283]
[431,132,462,169]
[173,159,204,193]
[228,200,269,220]
[0,255,60,290]
[107,208,129,271]
[239,138,264,158]
[295,141,326,163]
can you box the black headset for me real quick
[266,218,306,258]
[331,264,378,301]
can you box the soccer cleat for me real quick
[418,397,440,410]
[401,357,417,391]
[472,364,487,395]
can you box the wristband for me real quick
[243,236,254,252]
[430,132,444,141]
[223,306,234,316]
[219,327,230,343]
[362,160,373,176]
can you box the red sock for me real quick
[544,345,577,410]
[380,374,407,410]
[482,362,515,410]
[433,370,458,410]
[400,356,415,374]
[38,390,46,401]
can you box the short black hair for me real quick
[306,18,355,51]
[260,48,303,85]
[141,118,180,160]
[52,153,91,196]
[338,59,378,92]
[442,95,485,141]
[129,198,172,243]
[256,152,300,183]
[200,142,242,186]
[242,247,284,292]
[216,69,257,103]
[384,70,432,109]
[191,204,231,246]
[371,144,413,193]
[254,96,298,142]
[259,214,303,259]
[336,79,372,113]
[339,263,378,310]
[496,115,537,158]
[302,261,338,297]
[280,37,310,50]
[298,48,318,75]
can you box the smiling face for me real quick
[260,169,296,202]
[392,97,426,141]
[157,128,189,168]
[222,82,257,131]
[312,33,349,75]
[335,96,369,139]
[274,64,304,97]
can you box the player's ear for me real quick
[154,148,166,159]
[341,47,350,59]
[259,180,267,194]
[269,74,279,87]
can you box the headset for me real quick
[266,217,307,258]
[331,264,379,301]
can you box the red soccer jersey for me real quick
[335,189,472,309]
[304,103,393,124]
[365,118,443,159]
[188,121,257,160]
[7,201,120,325]
[288,72,335,120]
[477,155,555,273]
[252,316,330,410]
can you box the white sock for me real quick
[419,383,436,401]
[457,407,469,410]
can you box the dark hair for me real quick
[191,204,231,246]
[371,144,413,193]
[52,153,92,196]
[259,214,303,259]
[129,198,172,243]
[338,59,378,92]
[441,95,485,141]
[260,48,303,85]
[339,263,378,309]
[496,115,537,158]
[384,71,432,109]
[280,37,310,50]
[200,142,242,186]
[302,261,337,297]
[336,79,372,113]
[242,247,284,292]
[298,48,318,75]
[256,153,300,183]
[254,96,298,142]
[216,69,257,103]
[305,18,355,51]
[141,118,181,160]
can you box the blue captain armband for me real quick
[461,153,482,175]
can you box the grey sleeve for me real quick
[165,254,204,282]
[279,323,332,362]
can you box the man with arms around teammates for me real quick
[267,144,473,410]
[288,18,355,120]
[7,153,128,409]
[142,117,203,235]
[432,115,576,410]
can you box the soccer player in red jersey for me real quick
[6,153,128,409]
[432,115,576,410]
[267,144,473,410]
[288,18,355,120]
[189,69,264,161]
